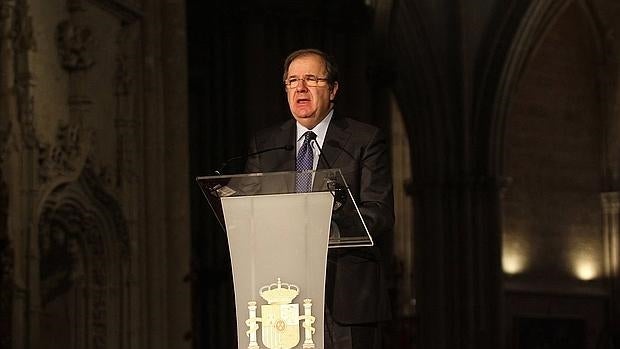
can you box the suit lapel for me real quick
[269,120,296,172]
[319,114,350,170]
[258,120,295,193]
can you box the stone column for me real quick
[413,176,504,349]
[1,1,37,348]
[602,192,620,326]
[161,0,191,347]
[141,0,191,347]
[114,22,141,349]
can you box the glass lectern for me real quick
[196,169,372,349]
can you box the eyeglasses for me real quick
[284,75,329,89]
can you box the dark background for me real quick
[188,3,389,347]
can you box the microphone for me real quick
[309,134,347,210]
[215,144,294,175]
[307,132,333,169]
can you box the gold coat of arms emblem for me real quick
[261,303,299,348]
[246,278,316,349]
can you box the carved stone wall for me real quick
[39,165,129,349]
[0,0,190,348]
[0,178,11,349]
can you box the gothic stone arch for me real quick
[38,166,128,349]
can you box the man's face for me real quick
[285,54,338,129]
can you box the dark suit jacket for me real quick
[245,113,394,324]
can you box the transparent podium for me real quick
[196,169,372,349]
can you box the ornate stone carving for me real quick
[115,27,133,96]
[0,171,11,348]
[12,2,35,52]
[11,2,36,147]
[1,1,38,155]
[114,25,138,187]
[39,121,90,183]
[0,0,16,161]
[0,237,13,349]
[0,1,33,51]
[15,81,37,148]
[39,165,129,347]
[0,0,16,41]
[56,19,95,71]
[38,211,84,305]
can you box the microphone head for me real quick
[307,132,318,141]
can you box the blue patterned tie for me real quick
[296,131,315,192]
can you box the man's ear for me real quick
[329,82,339,101]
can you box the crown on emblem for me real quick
[259,278,299,304]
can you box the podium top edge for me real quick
[195,169,343,181]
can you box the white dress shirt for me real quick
[296,109,334,171]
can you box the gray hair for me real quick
[282,49,339,88]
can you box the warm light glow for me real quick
[502,251,526,274]
[573,257,598,281]
[502,237,528,275]
[569,237,601,281]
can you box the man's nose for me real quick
[295,79,309,91]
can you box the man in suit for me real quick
[246,48,394,349]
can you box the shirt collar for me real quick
[296,109,334,142]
